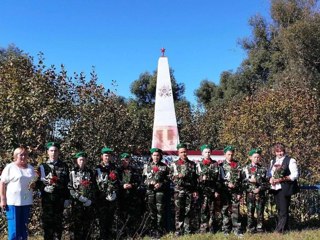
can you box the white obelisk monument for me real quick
[151,49,180,151]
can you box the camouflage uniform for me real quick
[38,160,69,240]
[220,159,243,234]
[143,160,170,236]
[170,158,199,235]
[196,158,221,233]
[95,162,119,240]
[242,163,268,232]
[117,163,143,237]
[68,166,97,240]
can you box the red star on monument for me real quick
[161,48,165,57]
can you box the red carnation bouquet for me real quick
[50,176,59,185]
[203,159,211,166]
[250,166,257,174]
[79,179,92,197]
[172,159,187,186]
[273,164,284,179]
[98,170,118,195]
[152,166,160,173]
[152,165,162,183]
[176,159,184,166]
[80,179,91,187]
[176,160,187,178]
[43,172,60,193]
[109,171,117,181]
[250,166,257,180]
[225,161,240,185]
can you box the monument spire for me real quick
[152,49,179,151]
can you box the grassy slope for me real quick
[1,229,318,240]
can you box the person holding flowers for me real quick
[170,143,199,236]
[68,151,96,240]
[269,143,299,233]
[95,147,119,240]
[0,146,36,240]
[220,145,243,237]
[196,144,221,233]
[242,148,268,233]
[142,148,170,238]
[38,142,70,240]
[117,153,143,238]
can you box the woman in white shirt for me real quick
[269,143,299,233]
[0,146,36,240]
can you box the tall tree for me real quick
[0,46,72,151]
[130,69,185,105]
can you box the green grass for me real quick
[160,229,320,240]
[2,229,319,240]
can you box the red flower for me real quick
[177,159,184,166]
[80,180,91,187]
[230,161,237,169]
[203,159,211,165]
[250,166,257,173]
[109,171,117,181]
[50,176,59,184]
[152,166,159,173]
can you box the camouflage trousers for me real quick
[221,190,241,233]
[70,202,95,240]
[118,190,142,237]
[174,189,200,235]
[199,190,216,233]
[96,198,117,240]
[146,190,165,233]
[246,192,265,231]
[41,194,65,240]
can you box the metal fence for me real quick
[262,186,320,230]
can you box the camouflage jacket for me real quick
[143,161,169,192]
[68,166,97,202]
[221,159,242,192]
[196,158,221,192]
[242,163,268,193]
[38,160,70,199]
[170,158,198,192]
[95,162,119,197]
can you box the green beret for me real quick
[46,142,60,149]
[150,148,163,154]
[101,147,113,154]
[74,151,87,159]
[120,153,130,159]
[223,145,235,153]
[176,143,187,150]
[200,144,212,152]
[249,148,262,156]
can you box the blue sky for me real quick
[1,0,270,104]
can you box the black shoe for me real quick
[256,227,264,233]
[234,231,244,238]
[224,231,230,236]
[247,228,256,233]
